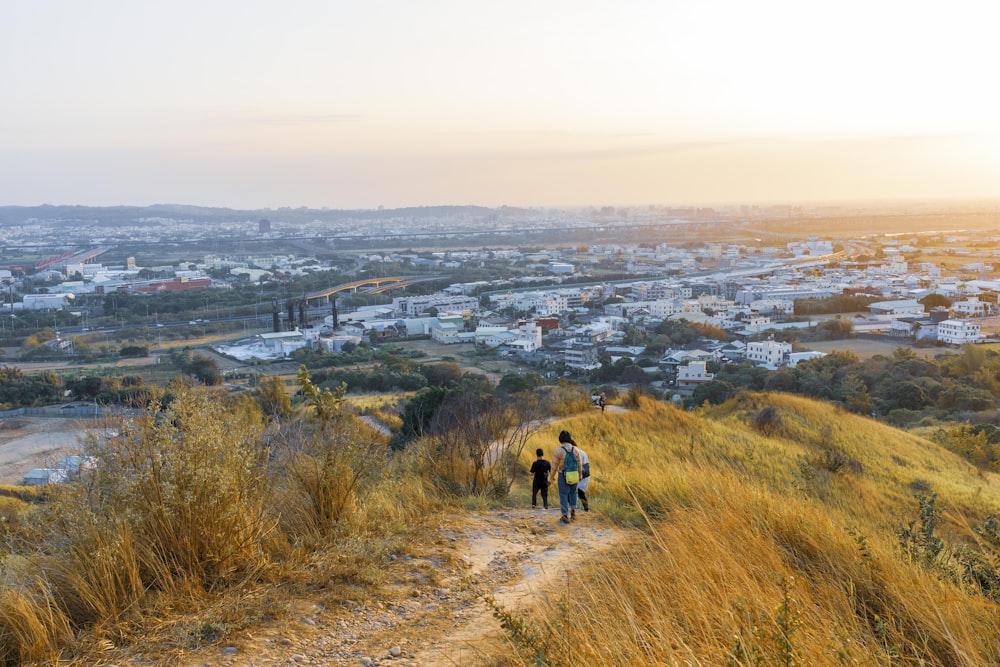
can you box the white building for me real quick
[517,320,543,349]
[316,335,363,352]
[677,361,714,387]
[952,297,988,317]
[937,319,982,345]
[567,322,613,344]
[23,468,67,486]
[474,325,512,346]
[604,299,685,319]
[431,320,465,344]
[868,299,924,317]
[22,293,73,310]
[392,293,479,317]
[258,331,308,356]
[514,292,568,317]
[564,343,600,369]
[746,340,792,368]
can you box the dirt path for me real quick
[164,509,624,667]
[0,417,86,484]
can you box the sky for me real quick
[2,1,1000,210]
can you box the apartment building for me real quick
[677,361,714,387]
[937,319,982,345]
[745,340,792,368]
[392,293,479,317]
[952,297,988,317]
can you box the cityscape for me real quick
[2,201,999,376]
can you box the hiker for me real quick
[550,430,583,523]
[598,394,606,413]
[576,446,591,512]
[529,448,551,509]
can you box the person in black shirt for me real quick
[529,448,551,509]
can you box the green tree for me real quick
[496,372,545,395]
[919,293,952,309]
[420,362,463,388]
[623,327,649,346]
[392,385,449,450]
[689,380,737,407]
[424,381,541,497]
[187,354,222,386]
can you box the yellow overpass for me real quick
[304,275,443,303]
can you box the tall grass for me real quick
[505,392,1000,665]
[0,381,429,663]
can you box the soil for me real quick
[146,510,623,667]
[0,417,87,484]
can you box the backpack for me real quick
[562,445,580,485]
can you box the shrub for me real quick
[0,384,275,661]
[277,367,389,537]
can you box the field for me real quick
[387,338,522,380]
[803,337,944,359]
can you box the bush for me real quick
[118,344,149,358]
[0,385,275,661]
[278,367,389,537]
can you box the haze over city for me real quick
[3,0,999,210]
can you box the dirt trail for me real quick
[165,509,624,667]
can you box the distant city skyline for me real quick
[3,1,999,210]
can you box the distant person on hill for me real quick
[529,448,551,509]
[550,430,583,523]
[598,394,606,413]
[576,446,591,512]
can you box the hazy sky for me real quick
[2,1,999,209]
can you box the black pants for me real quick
[532,479,549,508]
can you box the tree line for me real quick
[690,346,1000,429]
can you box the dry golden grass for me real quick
[509,392,1000,666]
[0,380,447,665]
[9,382,1000,665]
[342,391,414,412]
[0,485,48,503]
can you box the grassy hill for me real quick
[4,385,1000,665]
[508,392,1000,665]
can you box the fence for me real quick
[0,404,139,419]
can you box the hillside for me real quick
[5,390,1000,666]
[494,393,1000,665]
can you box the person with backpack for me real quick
[550,430,583,524]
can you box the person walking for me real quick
[576,446,591,512]
[550,430,583,524]
[529,448,551,509]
